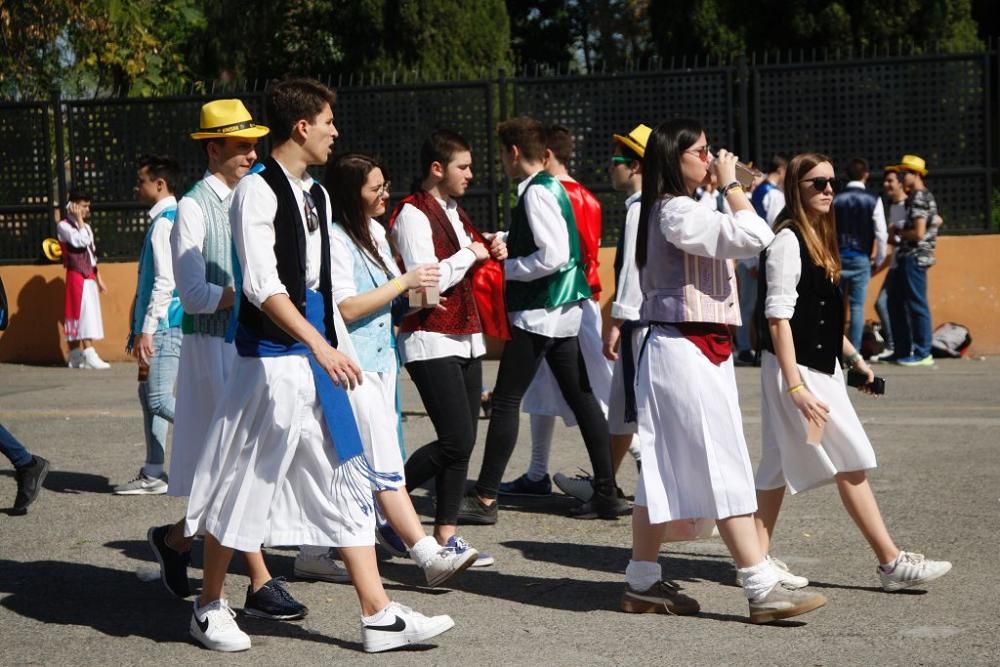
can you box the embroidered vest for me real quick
[560,179,603,298]
[236,158,338,348]
[388,191,482,336]
[60,220,97,277]
[833,186,878,257]
[639,197,741,325]
[181,179,235,337]
[757,225,843,374]
[331,221,395,373]
[505,172,591,311]
[130,207,182,339]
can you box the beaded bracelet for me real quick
[787,383,805,395]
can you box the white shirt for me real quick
[762,228,800,320]
[390,195,486,363]
[610,191,642,321]
[739,184,784,269]
[56,218,97,267]
[172,172,231,315]
[504,173,582,338]
[844,180,888,266]
[142,195,178,333]
[230,160,324,310]
[330,219,399,305]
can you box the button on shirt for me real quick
[142,195,178,334]
[504,173,583,338]
[230,161,324,310]
[172,172,231,315]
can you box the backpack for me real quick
[931,322,972,358]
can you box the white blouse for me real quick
[762,228,801,320]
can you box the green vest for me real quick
[505,172,591,311]
[180,179,234,338]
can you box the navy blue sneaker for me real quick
[498,473,552,497]
[243,577,308,620]
[376,523,409,558]
[147,524,191,598]
[445,535,494,567]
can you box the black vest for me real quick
[758,226,843,374]
[833,186,877,256]
[237,157,337,347]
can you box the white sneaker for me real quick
[81,347,110,369]
[423,543,478,587]
[361,601,454,653]
[736,555,809,589]
[67,349,84,368]
[869,347,895,362]
[553,471,594,502]
[879,551,952,592]
[113,469,168,495]
[190,599,251,652]
[293,547,352,583]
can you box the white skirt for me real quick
[607,323,647,436]
[634,325,757,523]
[349,367,405,489]
[184,354,374,552]
[755,351,877,494]
[522,298,612,424]
[167,334,235,497]
[68,279,105,341]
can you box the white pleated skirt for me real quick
[523,298,612,424]
[168,334,235,497]
[68,279,105,341]
[348,366,405,489]
[755,351,877,494]
[634,325,757,524]
[184,354,374,552]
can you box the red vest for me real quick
[559,179,602,299]
[389,192,482,336]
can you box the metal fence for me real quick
[1,47,996,263]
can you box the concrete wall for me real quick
[2,235,998,364]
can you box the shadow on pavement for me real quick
[0,468,111,495]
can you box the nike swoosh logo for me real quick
[196,615,210,633]
[365,615,406,632]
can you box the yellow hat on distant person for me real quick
[612,124,652,158]
[190,99,270,140]
[888,154,928,176]
[42,238,62,262]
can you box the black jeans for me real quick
[404,355,482,526]
[475,326,614,499]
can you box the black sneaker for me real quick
[243,577,308,620]
[567,487,632,519]
[498,473,552,496]
[147,524,191,598]
[12,455,49,514]
[733,350,756,366]
[456,493,498,525]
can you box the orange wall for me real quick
[3,234,999,364]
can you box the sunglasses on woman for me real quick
[800,177,835,192]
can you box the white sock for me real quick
[880,551,902,572]
[739,559,781,601]
[362,603,391,625]
[628,438,641,461]
[625,559,661,592]
[409,535,440,569]
[526,414,555,482]
[143,464,163,479]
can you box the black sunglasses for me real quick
[302,190,319,232]
[800,177,835,192]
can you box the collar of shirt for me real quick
[625,191,642,208]
[516,170,544,196]
[203,171,233,200]
[432,193,459,213]
[148,195,178,220]
[274,158,315,192]
[845,180,866,189]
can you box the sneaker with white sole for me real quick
[423,543,479,587]
[376,523,409,558]
[190,599,251,652]
[293,547,352,583]
[67,349,84,368]
[113,469,168,495]
[748,584,827,624]
[445,535,494,567]
[243,577,308,620]
[80,347,111,370]
[553,471,594,503]
[878,551,952,592]
[361,601,454,653]
[620,579,701,615]
[736,555,809,589]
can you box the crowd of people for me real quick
[1,77,954,652]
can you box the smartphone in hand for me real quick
[847,368,886,395]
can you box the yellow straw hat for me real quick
[887,154,928,176]
[190,99,270,140]
[42,238,62,262]
[612,124,652,158]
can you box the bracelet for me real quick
[787,383,805,395]
[390,278,406,295]
[846,352,863,367]
[722,180,742,196]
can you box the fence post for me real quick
[485,77,497,232]
[737,55,751,161]
[498,69,510,231]
[51,87,68,223]
[985,47,994,232]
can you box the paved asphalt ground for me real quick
[1,358,998,666]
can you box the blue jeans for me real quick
[0,422,32,468]
[875,279,893,351]
[839,253,872,351]
[886,254,932,358]
[735,261,757,352]
[139,327,181,467]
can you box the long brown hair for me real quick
[775,152,841,282]
[325,153,393,276]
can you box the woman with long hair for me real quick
[322,153,478,587]
[753,152,951,591]
[623,119,827,624]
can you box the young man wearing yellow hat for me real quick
[885,154,938,367]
